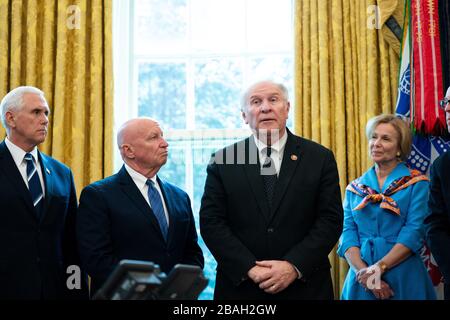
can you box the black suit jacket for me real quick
[76,166,204,295]
[0,141,88,299]
[425,151,450,283]
[200,130,343,299]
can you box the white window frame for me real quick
[113,0,294,196]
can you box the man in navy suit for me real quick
[76,117,204,296]
[200,80,343,299]
[426,86,450,300]
[0,86,88,299]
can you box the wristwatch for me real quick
[377,261,388,273]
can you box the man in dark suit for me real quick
[200,80,343,299]
[76,117,204,296]
[425,86,450,300]
[0,86,88,299]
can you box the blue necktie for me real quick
[24,153,44,220]
[146,179,168,241]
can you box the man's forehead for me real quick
[148,124,162,132]
[23,93,48,107]
[145,119,160,128]
[144,121,163,134]
[249,86,283,97]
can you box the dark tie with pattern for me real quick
[146,179,168,241]
[262,146,277,208]
[24,153,44,220]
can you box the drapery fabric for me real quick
[294,0,401,298]
[0,0,113,193]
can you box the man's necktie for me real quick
[24,153,44,220]
[146,179,168,241]
[262,146,277,208]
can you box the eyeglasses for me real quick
[439,97,450,110]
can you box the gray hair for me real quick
[240,80,289,111]
[0,86,47,130]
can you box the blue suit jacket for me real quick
[76,165,204,295]
[0,141,88,299]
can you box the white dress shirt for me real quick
[124,164,170,225]
[253,130,288,176]
[5,137,46,197]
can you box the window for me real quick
[113,0,294,299]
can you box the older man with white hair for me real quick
[200,80,343,299]
[0,86,88,299]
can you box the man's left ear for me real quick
[5,111,15,128]
[241,111,248,124]
[123,144,135,159]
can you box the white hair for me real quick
[240,80,289,111]
[0,86,46,130]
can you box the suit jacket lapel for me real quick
[269,130,302,221]
[242,137,271,222]
[118,166,166,241]
[39,152,53,222]
[0,141,36,219]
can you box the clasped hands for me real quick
[356,265,394,300]
[247,260,298,294]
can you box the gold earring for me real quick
[396,151,401,157]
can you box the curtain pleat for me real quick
[0,0,113,194]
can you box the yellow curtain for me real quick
[0,0,113,193]
[294,0,401,298]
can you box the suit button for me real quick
[267,228,274,233]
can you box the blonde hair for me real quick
[365,114,412,161]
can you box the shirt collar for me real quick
[359,162,410,191]
[5,137,39,166]
[124,163,157,189]
[252,130,288,154]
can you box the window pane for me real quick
[194,58,244,129]
[246,0,293,53]
[192,142,217,301]
[191,0,245,53]
[120,0,294,301]
[248,55,292,84]
[135,0,187,54]
[157,140,186,189]
[138,62,187,130]
[192,137,245,300]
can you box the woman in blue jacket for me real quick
[338,114,436,300]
